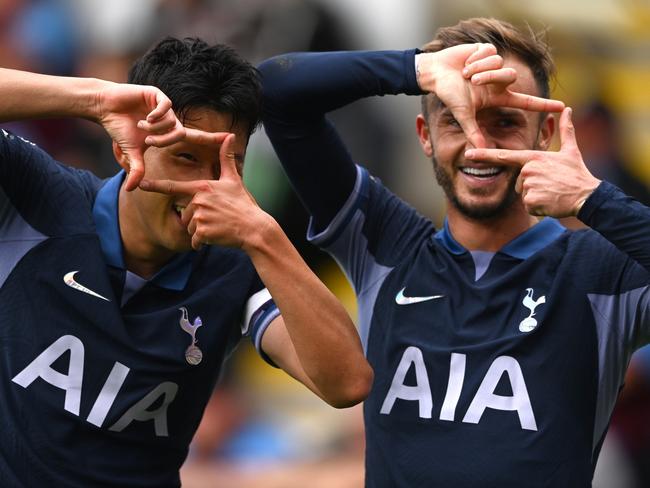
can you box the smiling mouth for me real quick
[459,166,503,178]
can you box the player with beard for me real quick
[259,17,650,487]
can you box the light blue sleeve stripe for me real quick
[307,166,392,353]
[589,285,650,455]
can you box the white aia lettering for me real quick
[380,348,538,431]
[11,335,178,436]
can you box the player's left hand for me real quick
[463,107,601,217]
[138,132,270,250]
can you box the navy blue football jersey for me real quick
[0,129,279,487]
[259,49,650,487]
[308,166,650,487]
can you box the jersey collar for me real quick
[434,217,566,259]
[92,170,193,291]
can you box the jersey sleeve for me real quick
[569,181,650,446]
[0,129,102,289]
[0,128,101,237]
[240,281,280,366]
[308,165,433,349]
[577,181,650,347]
[259,49,421,233]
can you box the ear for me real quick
[416,114,433,158]
[536,113,556,151]
[112,141,130,172]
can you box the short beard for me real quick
[432,156,519,221]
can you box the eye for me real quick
[440,114,461,129]
[496,118,518,128]
[177,152,198,162]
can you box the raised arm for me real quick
[259,50,420,230]
[0,67,184,190]
[139,133,373,407]
[260,46,564,229]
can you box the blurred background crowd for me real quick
[1,1,649,486]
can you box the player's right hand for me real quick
[464,107,601,217]
[138,132,271,252]
[96,83,186,191]
[416,43,565,148]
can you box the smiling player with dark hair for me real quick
[0,37,372,487]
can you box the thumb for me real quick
[456,109,487,148]
[123,149,145,192]
[559,107,578,153]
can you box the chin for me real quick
[454,193,518,221]
[164,236,194,253]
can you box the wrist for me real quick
[415,53,436,93]
[91,79,121,122]
[574,179,601,215]
[241,213,280,256]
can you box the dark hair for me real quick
[420,18,555,118]
[128,37,261,136]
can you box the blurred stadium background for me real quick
[1,1,649,486]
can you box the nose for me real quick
[464,130,497,151]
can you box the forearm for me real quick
[0,68,106,122]
[260,49,420,119]
[245,217,372,407]
[260,50,419,230]
[579,181,650,271]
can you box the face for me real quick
[118,108,249,260]
[416,56,554,221]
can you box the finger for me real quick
[124,155,145,192]
[145,122,186,147]
[559,107,578,151]
[139,178,202,196]
[471,67,517,86]
[504,92,565,113]
[147,91,173,122]
[464,43,497,66]
[137,117,178,135]
[464,147,541,166]
[218,133,240,180]
[191,235,204,251]
[463,55,504,79]
[449,105,486,148]
[515,171,524,194]
[183,128,230,147]
[181,201,197,229]
[186,212,198,236]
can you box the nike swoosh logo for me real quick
[64,271,110,302]
[395,287,444,305]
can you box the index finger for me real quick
[464,147,542,166]
[138,178,203,196]
[504,92,565,113]
[183,128,230,146]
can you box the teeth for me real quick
[174,205,185,215]
[461,167,501,177]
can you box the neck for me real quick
[118,188,174,279]
[446,201,538,252]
